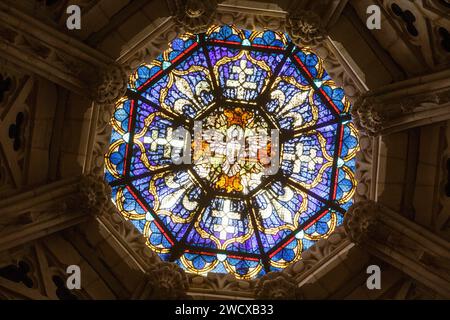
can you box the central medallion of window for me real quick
[105,25,359,279]
[193,106,273,195]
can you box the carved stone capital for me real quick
[171,0,218,33]
[344,200,381,244]
[352,85,450,136]
[141,262,189,299]
[254,272,301,300]
[189,272,255,294]
[92,64,128,105]
[351,95,384,136]
[285,10,326,46]
[67,174,112,216]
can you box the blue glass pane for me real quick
[281,123,338,200]
[185,197,261,255]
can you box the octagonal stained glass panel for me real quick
[105,25,359,279]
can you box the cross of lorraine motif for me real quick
[212,199,240,240]
[143,128,173,158]
[284,143,323,173]
[226,60,257,99]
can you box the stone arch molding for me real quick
[87,0,377,299]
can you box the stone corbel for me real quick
[352,72,450,136]
[134,261,190,300]
[91,64,128,107]
[69,174,114,216]
[168,0,218,34]
[344,200,450,298]
[87,63,129,176]
[285,10,326,47]
[254,272,302,300]
[285,0,349,47]
[344,200,381,244]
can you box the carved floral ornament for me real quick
[351,94,384,137]
[169,0,327,47]
[141,262,190,300]
[254,272,301,300]
[92,63,128,106]
[343,200,380,245]
[171,0,218,34]
[351,88,450,137]
[69,174,113,216]
[285,10,326,46]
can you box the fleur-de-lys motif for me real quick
[285,10,326,46]
[254,272,301,300]
[142,262,190,300]
[344,200,380,244]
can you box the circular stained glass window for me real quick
[105,25,359,279]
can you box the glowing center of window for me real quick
[193,107,273,194]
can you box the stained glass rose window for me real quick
[105,25,359,279]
